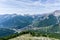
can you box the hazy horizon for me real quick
[0,0,60,15]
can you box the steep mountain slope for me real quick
[0,10,60,40]
[0,14,34,29]
[32,14,58,27]
[0,28,15,37]
[0,10,60,33]
[23,10,60,34]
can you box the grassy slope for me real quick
[9,34,59,40]
[0,29,60,40]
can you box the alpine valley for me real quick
[0,10,60,40]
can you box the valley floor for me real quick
[9,34,59,40]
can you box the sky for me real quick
[0,0,60,15]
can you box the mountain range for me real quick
[0,10,60,34]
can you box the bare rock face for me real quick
[54,10,60,16]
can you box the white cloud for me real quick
[0,0,60,15]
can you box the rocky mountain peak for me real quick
[54,10,60,16]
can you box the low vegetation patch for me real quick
[0,30,60,40]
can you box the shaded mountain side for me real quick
[0,10,60,40]
[0,10,60,30]
[0,28,15,37]
[0,15,34,29]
